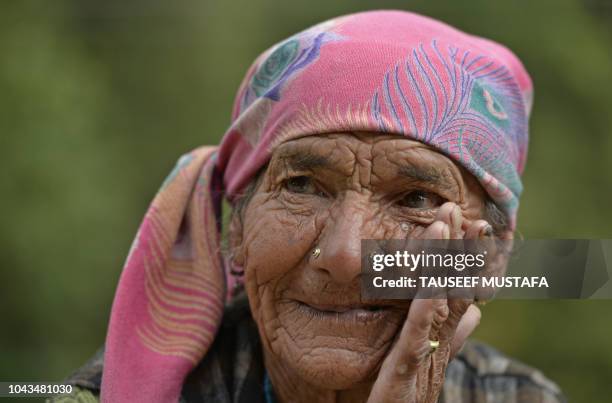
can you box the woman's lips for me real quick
[294,300,399,323]
[302,302,385,313]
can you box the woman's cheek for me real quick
[242,199,320,286]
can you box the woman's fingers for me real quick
[390,298,446,377]
[435,202,464,239]
[368,204,486,402]
[449,304,481,359]
[368,299,448,402]
[419,220,449,240]
[440,298,472,344]
[414,202,463,240]
[433,202,496,240]
[464,219,491,239]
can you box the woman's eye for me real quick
[398,190,444,209]
[284,176,323,196]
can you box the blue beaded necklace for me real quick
[263,370,277,403]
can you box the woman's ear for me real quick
[474,231,514,303]
[226,167,265,269]
[493,229,514,266]
[228,212,246,267]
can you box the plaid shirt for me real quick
[50,295,566,403]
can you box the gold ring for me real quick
[428,339,440,354]
[312,247,321,259]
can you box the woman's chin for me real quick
[267,299,406,389]
[285,345,385,389]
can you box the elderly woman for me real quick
[53,10,565,403]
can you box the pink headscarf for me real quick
[101,10,533,402]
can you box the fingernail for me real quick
[480,225,493,238]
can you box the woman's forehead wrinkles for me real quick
[272,133,425,169]
[270,136,461,190]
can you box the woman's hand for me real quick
[367,202,488,402]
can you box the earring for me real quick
[312,247,321,259]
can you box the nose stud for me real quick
[312,247,321,259]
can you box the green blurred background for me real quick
[1,0,611,401]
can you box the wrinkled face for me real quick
[233,132,488,389]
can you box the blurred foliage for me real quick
[1,0,611,402]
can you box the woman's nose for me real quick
[312,197,377,284]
